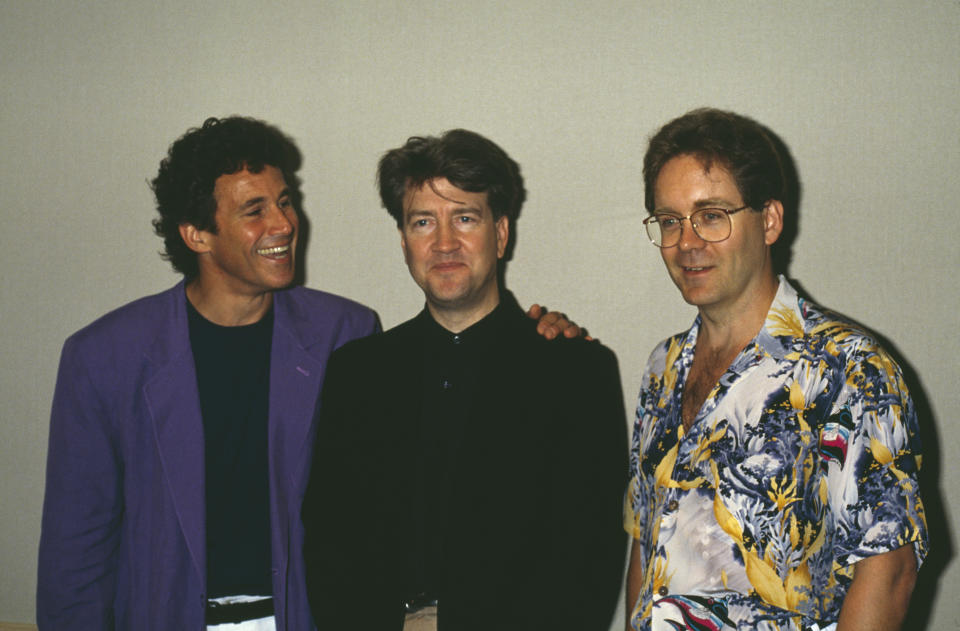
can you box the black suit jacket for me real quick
[303,296,628,630]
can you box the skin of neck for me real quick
[696,267,780,355]
[184,276,273,327]
[426,290,501,334]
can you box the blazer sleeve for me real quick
[546,342,629,630]
[302,341,405,630]
[37,337,123,630]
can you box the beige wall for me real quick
[2,1,957,628]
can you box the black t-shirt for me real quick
[187,299,273,598]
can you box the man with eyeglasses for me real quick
[624,108,927,631]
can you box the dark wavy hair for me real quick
[642,108,785,214]
[150,116,302,277]
[377,129,526,228]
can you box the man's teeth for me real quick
[258,245,289,255]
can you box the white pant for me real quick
[403,604,438,631]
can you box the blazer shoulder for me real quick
[516,317,619,370]
[276,286,380,349]
[328,312,420,361]
[281,286,378,326]
[64,284,183,354]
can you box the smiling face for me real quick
[400,177,508,330]
[654,154,782,320]
[183,165,298,300]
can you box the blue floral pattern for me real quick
[625,278,927,630]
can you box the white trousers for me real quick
[403,604,438,631]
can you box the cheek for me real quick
[403,240,428,268]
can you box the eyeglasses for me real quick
[642,205,751,248]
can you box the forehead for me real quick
[213,165,286,207]
[402,177,490,215]
[653,154,741,209]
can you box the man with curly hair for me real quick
[36,116,378,630]
[624,109,927,631]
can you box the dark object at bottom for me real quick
[206,597,275,624]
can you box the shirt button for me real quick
[442,379,452,390]
[667,500,679,511]
[452,335,461,344]
[658,586,669,597]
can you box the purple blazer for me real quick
[37,282,378,630]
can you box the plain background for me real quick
[1,1,957,628]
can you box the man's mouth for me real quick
[257,244,291,258]
[431,261,465,271]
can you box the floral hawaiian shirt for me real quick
[625,277,927,630]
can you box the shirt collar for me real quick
[755,275,804,361]
[682,275,802,365]
[416,291,523,348]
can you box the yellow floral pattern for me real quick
[624,278,927,630]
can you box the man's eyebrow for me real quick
[405,205,484,216]
[692,197,741,209]
[238,188,291,211]
[653,198,742,214]
[239,196,268,211]
[405,208,434,217]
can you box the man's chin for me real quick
[265,271,297,291]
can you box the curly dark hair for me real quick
[151,116,302,277]
[642,108,785,214]
[377,129,526,228]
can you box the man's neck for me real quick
[426,295,500,334]
[185,278,273,327]
[696,273,780,356]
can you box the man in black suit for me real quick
[303,129,628,631]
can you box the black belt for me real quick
[206,597,274,625]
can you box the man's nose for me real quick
[433,221,459,251]
[676,218,705,250]
[268,204,296,235]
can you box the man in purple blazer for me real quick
[37,117,577,630]
[37,116,380,630]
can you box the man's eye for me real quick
[413,219,430,227]
[658,216,680,229]
[457,215,475,223]
[279,198,293,209]
[247,207,263,216]
[699,210,725,223]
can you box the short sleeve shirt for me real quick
[624,277,927,630]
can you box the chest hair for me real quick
[681,344,743,432]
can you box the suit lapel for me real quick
[268,317,325,493]
[266,293,327,589]
[142,285,207,586]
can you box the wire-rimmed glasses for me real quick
[643,205,751,248]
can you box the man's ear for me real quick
[495,215,509,259]
[762,200,784,246]
[179,223,212,254]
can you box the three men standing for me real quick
[302,130,628,630]
[625,109,927,630]
[37,110,927,631]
